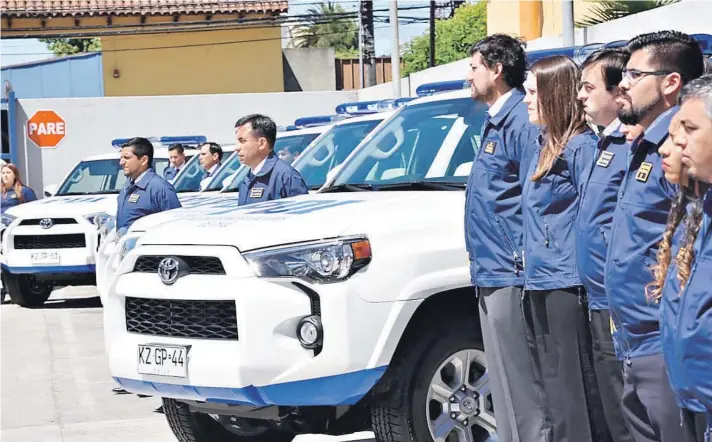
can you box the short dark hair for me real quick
[627,30,704,85]
[121,137,153,167]
[200,142,223,162]
[168,143,184,155]
[469,33,528,88]
[234,114,277,148]
[581,47,630,90]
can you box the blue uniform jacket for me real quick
[660,201,706,413]
[604,106,680,361]
[1,186,37,214]
[163,166,179,181]
[237,152,308,206]
[522,129,598,291]
[465,88,540,287]
[576,124,629,310]
[116,169,181,230]
[678,192,712,415]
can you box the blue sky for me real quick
[1,0,436,67]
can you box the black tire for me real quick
[162,398,296,442]
[370,320,495,442]
[3,273,52,307]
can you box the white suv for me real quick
[103,88,496,442]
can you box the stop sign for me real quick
[27,110,67,148]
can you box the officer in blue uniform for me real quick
[163,143,186,181]
[116,137,182,232]
[604,31,704,442]
[233,114,308,206]
[1,163,36,214]
[575,48,634,442]
[663,75,712,442]
[112,137,181,395]
[464,34,546,442]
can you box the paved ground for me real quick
[1,286,375,442]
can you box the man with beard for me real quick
[604,30,704,442]
[464,34,546,442]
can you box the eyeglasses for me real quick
[622,68,673,83]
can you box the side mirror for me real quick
[44,184,58,197]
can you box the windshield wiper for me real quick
[320,183,374,193]
[376,181,466,191]
[309,184,323,191]
[58,190,120,196]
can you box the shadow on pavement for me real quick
[34,295,103,309]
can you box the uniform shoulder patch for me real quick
[249,187,264,199]
[636,162,653,182]
[596,151,615,168]
[128,193,140,203]
[484,140,497,154]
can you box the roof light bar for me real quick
[415,80,469,97]
[335,100,381,115]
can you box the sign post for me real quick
[27,110,66,149]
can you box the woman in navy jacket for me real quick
[1,163,36,214]
[521,55,602,442]
[658,75,712,442]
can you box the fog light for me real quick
[297,315,323,349]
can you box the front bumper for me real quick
[1,222,99,276]
[105,244,394,407]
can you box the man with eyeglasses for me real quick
[604,30,704,442]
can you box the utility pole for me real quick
[429,0,435,68]
[358,0,364,89]
[562,0,575,46]
[360,0,376,87]
[390,0,401,98]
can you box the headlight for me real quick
[86,212,111,227]
[2,214,16,228]
[111,233,143,270]
[243,236,372,283]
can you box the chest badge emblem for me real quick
[636,162,653,182]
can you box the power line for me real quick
[1,22,422,56]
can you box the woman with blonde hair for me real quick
[521,55,602,442]
[1,163,36,214]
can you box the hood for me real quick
[131,192,237,232]
[139,191,466,251]
[5,194,118,219]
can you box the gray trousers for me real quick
[478,286,552,442]
[621,353,687,442]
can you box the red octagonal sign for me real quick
[27,110,66,148]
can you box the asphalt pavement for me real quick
[0,286,375,442]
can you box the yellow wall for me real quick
[487,0,598,41]
[101,26,284,96]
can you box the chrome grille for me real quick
[125,297,238,340]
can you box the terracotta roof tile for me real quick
[0,0,288,18]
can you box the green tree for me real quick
[576,0,679,27]
[39,38,101,57]
[292,1,358,58]
[400,2,486,77]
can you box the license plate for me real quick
[137,345,188,378]
[30,251,60,265]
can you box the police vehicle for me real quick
[0,136,202,307]
[103,81,497,442]
[95,110,392,305]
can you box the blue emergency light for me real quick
[376,97,415,111]
[111,135,207,148]
[334,100,383,115]
[293,115,345,128]
[415,80,470,98]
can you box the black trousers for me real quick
[524,287,609,442]
[590,309,634,442]
[620,353,686,442]
[478,286,552,442]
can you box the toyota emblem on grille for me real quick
[157,257,188,285]
[39,218,54,229]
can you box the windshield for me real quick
[56,158,169,196]
[329,97,487,188]
[171,154,206,193]
[274,132,321,164]
[293,119,382,189]
[207,153,246,191]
